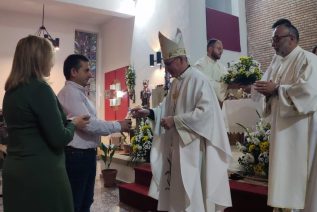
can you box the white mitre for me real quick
[158,28,187,60]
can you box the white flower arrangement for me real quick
[236,111,271,178]
[222,56,262,85]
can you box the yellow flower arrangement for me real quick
[236,111,271,178]
[130,118,153,162]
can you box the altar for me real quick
[222,98,263,133]
[223,98,272,211]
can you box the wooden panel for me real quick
[115,67,129,120]
[104,67,129,121]
[105,70,116,120]
[206,8,241,52]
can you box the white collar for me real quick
[66,81,86,92]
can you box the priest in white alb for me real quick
[131,28,232,212]
[194,38,228,103]
[254,18,317,212]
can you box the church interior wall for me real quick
[0,0,248,119]
[246,0,317,70]
[0,9,101,105]
[127,0,247,109]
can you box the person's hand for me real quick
[160,116,175,130]
[119,119,132,132]
[130,107,150,118]
[253,80,279,97]
[72,115,90,129]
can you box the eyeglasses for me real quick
[164,58,177,66]
[271,34,290,43]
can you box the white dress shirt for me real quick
[57,81,121,149]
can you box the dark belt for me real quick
[65,146,97,153]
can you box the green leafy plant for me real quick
[125,65,136,102]
[222,56,262,85]
[99,143,118,169]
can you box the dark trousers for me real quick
[65,147,97,212]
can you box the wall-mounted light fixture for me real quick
[36,5,60,50]
[149,51,162,68]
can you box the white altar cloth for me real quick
[222,99,262,133]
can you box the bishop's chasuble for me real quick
[148,66,232,212]
[195,55,228,102]
[261,46,317,211]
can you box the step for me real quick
[134,163,152,187]
[225,180,272,212]
[118,183,158,211]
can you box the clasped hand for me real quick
[130,107,150,118]
[72,115,90,129]
[253,80,278,96]
[130,107,175,130]
[119,119,132,132]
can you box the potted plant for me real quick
[99,143,118,187]
[125,65,136,103]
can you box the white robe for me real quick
[261,46,317,210]
[148,66,232,212]
[194,55,228,102]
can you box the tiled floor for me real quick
[91,177,141,212]
[0,175,141,212]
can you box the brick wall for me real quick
[245,0,317,70]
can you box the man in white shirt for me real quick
[194,39,228,103]
[131,29,232,212]
[57,54,131,212]
[254,18,317,212]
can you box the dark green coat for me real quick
[2,78,75,212]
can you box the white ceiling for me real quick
[0,0,116,25]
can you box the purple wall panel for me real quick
[206,8,241,52]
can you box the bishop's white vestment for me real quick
[261,46,317,211]
[148,66,232,212]
[194,55,228,102]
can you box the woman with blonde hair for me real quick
[2,35,89,212]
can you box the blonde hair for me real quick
[5,35,54,91]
